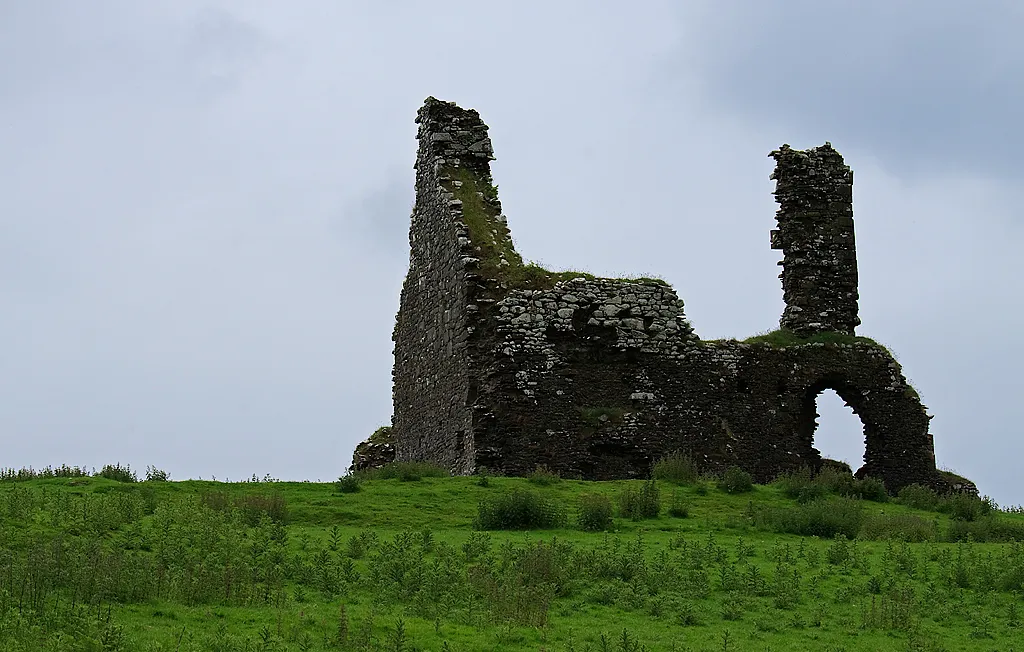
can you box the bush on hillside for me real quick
[896,484,940,511]
[940,493,993,522]
[851,477,889,503]
[717,467,753,494]
[474,489,567,530]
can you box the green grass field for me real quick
[1,464,1022,651]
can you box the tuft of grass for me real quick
[200,490,289,525]
[652,452,699,485]
[527,464,561,486]
[334,474,362,493]
[751,496,865,539]
[618,480,660,520]
[474,489,567,530]
[577,493,614,532]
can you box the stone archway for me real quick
[791,364,935,491]
[809,388,867,473]
[795,376,872,476]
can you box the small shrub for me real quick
[528,464,561,486]
[474,489,567,530]
[618,480,660,520]
[577,494,614,531]
[335,474,362,493]
[652,452,698,485]
[814,465,855,496]
[717,467,753,494]
[144,466,170,482]
[475,467,491,487]
[667,490,690,518]
[860,513,937,542]
[851,477,889,503]
[98,463,138,483]
[896,484,939,511]
[774,467,815,499]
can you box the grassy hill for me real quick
[1,463,1022,651]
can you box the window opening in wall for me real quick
[812,389,866,472]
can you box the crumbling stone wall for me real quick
[771,143,860,335]
[374,97,951,493]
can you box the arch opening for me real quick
[800,386,868,474]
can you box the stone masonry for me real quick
[369,96,957,493]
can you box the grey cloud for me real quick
[0,2,1020,504]
[668,1,1024,180]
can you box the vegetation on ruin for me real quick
[1,462,1022,651]
[578,406,630,427]
[739,329,882,348]
[446,167,668,291]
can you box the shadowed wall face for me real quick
[770,144,860,336]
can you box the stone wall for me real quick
[390,98,496,475]
[373,97,952,493]
[771,143,860,335]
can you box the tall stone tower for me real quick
[769,143,860,335]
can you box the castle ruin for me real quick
[360,97,955,492]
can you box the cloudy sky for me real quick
[2,1,1021,503]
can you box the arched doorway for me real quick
[812,389,866,473]
[795,379,869,475]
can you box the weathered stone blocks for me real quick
[357,97,957,493]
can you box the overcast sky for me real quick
[2,2,1020,504]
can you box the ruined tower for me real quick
[770,144,860,335]
[367,97,956,493]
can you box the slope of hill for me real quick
[0,464,1022,651]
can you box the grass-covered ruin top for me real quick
[702,329,886,349]
[445,166,668,291]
